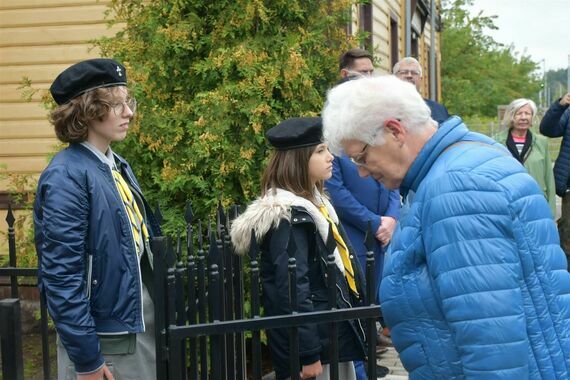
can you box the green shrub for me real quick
[97,0,359,234]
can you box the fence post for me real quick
[365,222,377,380]
[175,232,187,380]
[39,290,51,380]
[325,225,339,380]
[185,203,198,380]
[248,229,262,380]
[230,205,246,380]
[152,236,170,380]
[219,204,234,379]
[287,226,300,380]
[215,205,228,379]
[7,204,18,298]
[0,299,24,380]
[195,221,209,379]
[208,230,222,380]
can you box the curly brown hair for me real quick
[50,87,125,143]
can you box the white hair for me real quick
[392,57,423,77]
[322,75,434,155]
[501,98,537,128]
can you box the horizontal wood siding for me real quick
[0,0,119,178]
[0,0,119,250]
[368,0,442,99]
[372,2,392,73]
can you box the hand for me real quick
[560,93,570,106]
[300,360,323,379]
[376,216,397,247]
[77,364,114,380]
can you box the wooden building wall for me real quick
[0,0,121,252]
[353,0,443,99]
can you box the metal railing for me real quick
[0,204,51,380]
[1,202,382,379]
[153,204,381,380]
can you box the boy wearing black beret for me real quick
[34,58,160,380]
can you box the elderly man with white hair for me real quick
[393,57,449,124]
[322,75,570,379]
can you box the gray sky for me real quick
[467,0,570,71]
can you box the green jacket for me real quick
[494,129,556,216]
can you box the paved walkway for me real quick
[376,347,408,379]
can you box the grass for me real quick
[0,332,57,380]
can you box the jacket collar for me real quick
[230,188,345,271]
[400,116,469,199]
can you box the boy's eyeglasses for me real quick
[108,97,137,116]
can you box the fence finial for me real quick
[184,202,194,224]
[197,220,203,250]
[6,203,15,227]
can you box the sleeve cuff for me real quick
[74,355,105,375]
[300,353,321,366]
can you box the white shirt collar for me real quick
[80,142,116,170]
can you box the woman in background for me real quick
[495,98,556,216]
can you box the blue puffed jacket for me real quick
[34,144,161,373]
[380,117,570,379]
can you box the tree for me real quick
[546,68,569,102]
[98,0,357,232]
[441,0,541,117]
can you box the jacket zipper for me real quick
[86,254,93,300]
[321,255,367,343]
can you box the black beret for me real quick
[266,117,323,150]
[50,58,127,105]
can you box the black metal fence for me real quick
[153,203,381,380]
[0,204,51,380]
[1,202,381,380]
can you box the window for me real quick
[390,14,399,69]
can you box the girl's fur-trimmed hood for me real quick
[230,188,345,271]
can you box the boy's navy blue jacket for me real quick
[34,143,160,373]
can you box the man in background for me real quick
[326,48,401,380]
[393,56,450,124]
[540,92,570,269]
[339,48,375,79]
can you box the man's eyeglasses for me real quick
[349,143,370,167]
[109,97,137,116]
[396,69,420,77]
